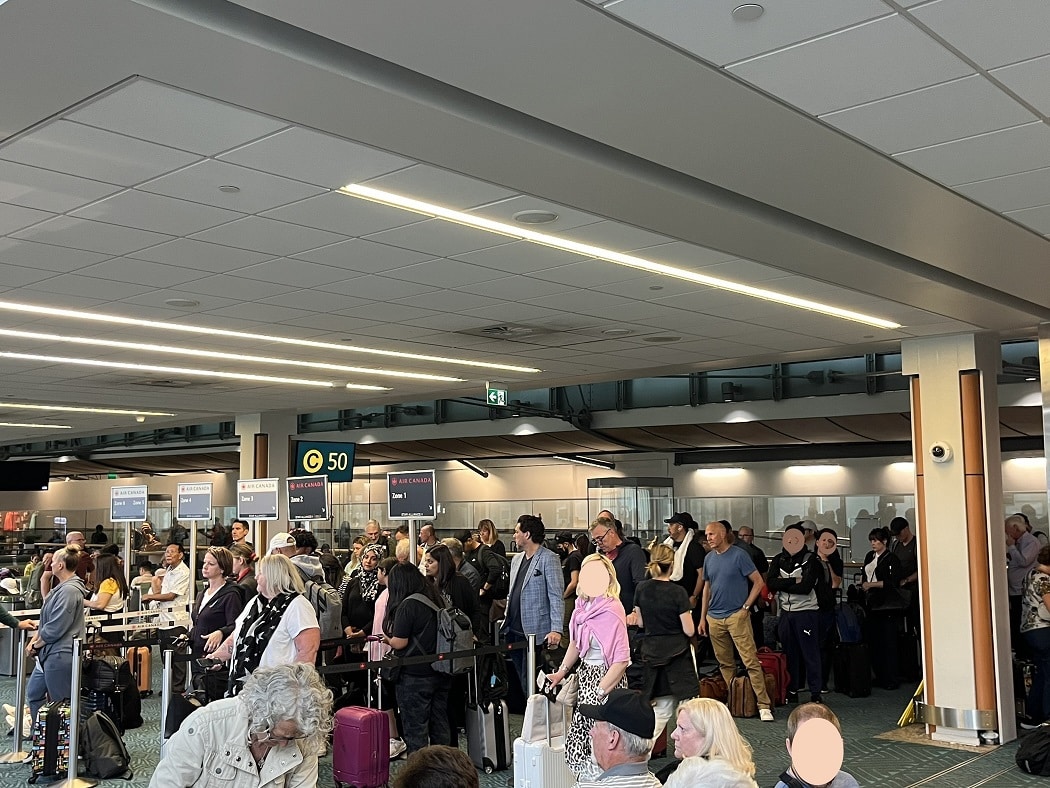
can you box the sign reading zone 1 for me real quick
[295,441,356,483]
[387,470,436,519]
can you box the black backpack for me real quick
[1018,727,1050,776]
[81,711,132,780]
[488,549,511,600]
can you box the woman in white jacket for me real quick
[150,663,332,788]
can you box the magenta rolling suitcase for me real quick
[333,706,389,788]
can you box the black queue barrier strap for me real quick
[316,640,527,676]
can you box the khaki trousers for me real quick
[708,608,771,709]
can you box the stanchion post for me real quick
[160,647,172,752]
[0,627,30,763]
[50,637,97,788]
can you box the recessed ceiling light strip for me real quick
[0,300,540,374]
[0,352,375,389]
[0,329,465,383]
[341,184,901,331]
[0,403,177,416]
[0,422,73,429]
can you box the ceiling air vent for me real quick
[457,323,554,340]
[129,378,198,388]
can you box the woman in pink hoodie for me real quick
[548,553,631,780]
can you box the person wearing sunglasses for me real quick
[150,662,332,787]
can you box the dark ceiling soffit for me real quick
[675,436,1043,465]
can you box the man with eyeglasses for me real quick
[589,516,646,616]
[501,515,564,696]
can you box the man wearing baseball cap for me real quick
[575,689,660,788]
[268,531,296,556]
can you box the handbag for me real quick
[379,651,401,683]
[520,693,567,743]
[536,669,578,706]
[867,587,908,613]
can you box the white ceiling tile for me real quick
[190,216,347,256]
[529,260,644,288]
[700,260,795,283]
[392,290,493,313]
[234,258,350,288]
[0,202,53,234]
[0,120,199,186]
[349,323,439,342]
[728,15,972,115]
[608,0,889,67]
[118,290,239,313]
[74,258,203,288]
[910,0,1050,69]
[21,273,151,300]
[894,122,1050,186]
[364,219,508,257]
[0,160,120,212]
[468,195,603,231]
[820,75,1037,153]
[220,127,413,188]
[454,275,572,300]
[557,220,675,252]
[363,164,517,209]
[324,275,434,301]
[12,216,172,256]
[262,192,420,236]
[0,239,110,272]
[209,301,307,325]
[956,166,1050,212]
[293,238,432,273]
[461,302,565,324]
[70,190,242,235]
[452,241,590,273]
[0,263,56,289]
[278,313,378,333]
[128,239,274,273]
[991,54,1050,116]
[1006,204,1050,234]
[140,159,326,213]
[337,302,438,323]
[636,242,740,268]
[172,274,295,301]
[385,258,507,289]
[68,80,288,155]
[589,274,710,300]
[397,313,496,332]
[256,289,372,313]
[525,291,639,318]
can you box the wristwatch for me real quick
[596,686,607,698]
[742,604,750,610]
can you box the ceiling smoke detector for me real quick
[512,210,559,225]
[164,298,200,308]
[732,4,765,22]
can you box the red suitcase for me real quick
[333,706,389,788]
[756,647,789,706]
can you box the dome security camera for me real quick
[929,442,953,463]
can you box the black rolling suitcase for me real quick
[28,700,72,783]
[467,655,511,773]
[833,642,872,698]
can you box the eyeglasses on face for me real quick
[261,731,307,743]
[591,527,612,545]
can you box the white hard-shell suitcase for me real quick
[512,635,574,788]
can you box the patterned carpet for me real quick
[0,663,1043,787]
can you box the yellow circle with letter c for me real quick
[302,449,324,474]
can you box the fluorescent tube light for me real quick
[0,300,540,374]
[0,403,177,417]
[0,352,349,388]
[551,454,616,470]
[0,422,72,429]
[0,328,462,383]
[340,184,902,330]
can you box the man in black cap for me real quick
[575,689,660,788]
[662,513,705,610]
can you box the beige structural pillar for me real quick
[902,333,1012,745]
[235,411,297,550]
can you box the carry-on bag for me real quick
[833,642,872,698]
[699,675,728,703]
[125,646,152,697]
[513,634,574,788]
[467,654,511,773]
[28,700,71,784]
[333,666,390,788]
[728,675,758,718]
[756,647,789,706]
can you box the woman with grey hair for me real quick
[149,662,333,787]
[211,554,320,695]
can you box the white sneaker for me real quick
[389,738,407,760]
[759,708,775,722]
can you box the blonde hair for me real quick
[676,698,756,777]
[579,553,620,601]
[665,757,758,788]
[647,544,675,578]
[255,554,305,596]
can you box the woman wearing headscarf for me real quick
[547,553,630,781]
[211,554,320,696]
[341,543,385,642]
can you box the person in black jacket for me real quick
[463,530,504,641]
[189,547,243,698]
[861,527,903,689]
[766,523,827,703]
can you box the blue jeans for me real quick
[395,672,451,754]
[27,650,74,721]
[1024,627,1050,721]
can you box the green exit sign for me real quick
[486,387,508,406]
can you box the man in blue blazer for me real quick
[502,515,565,696]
